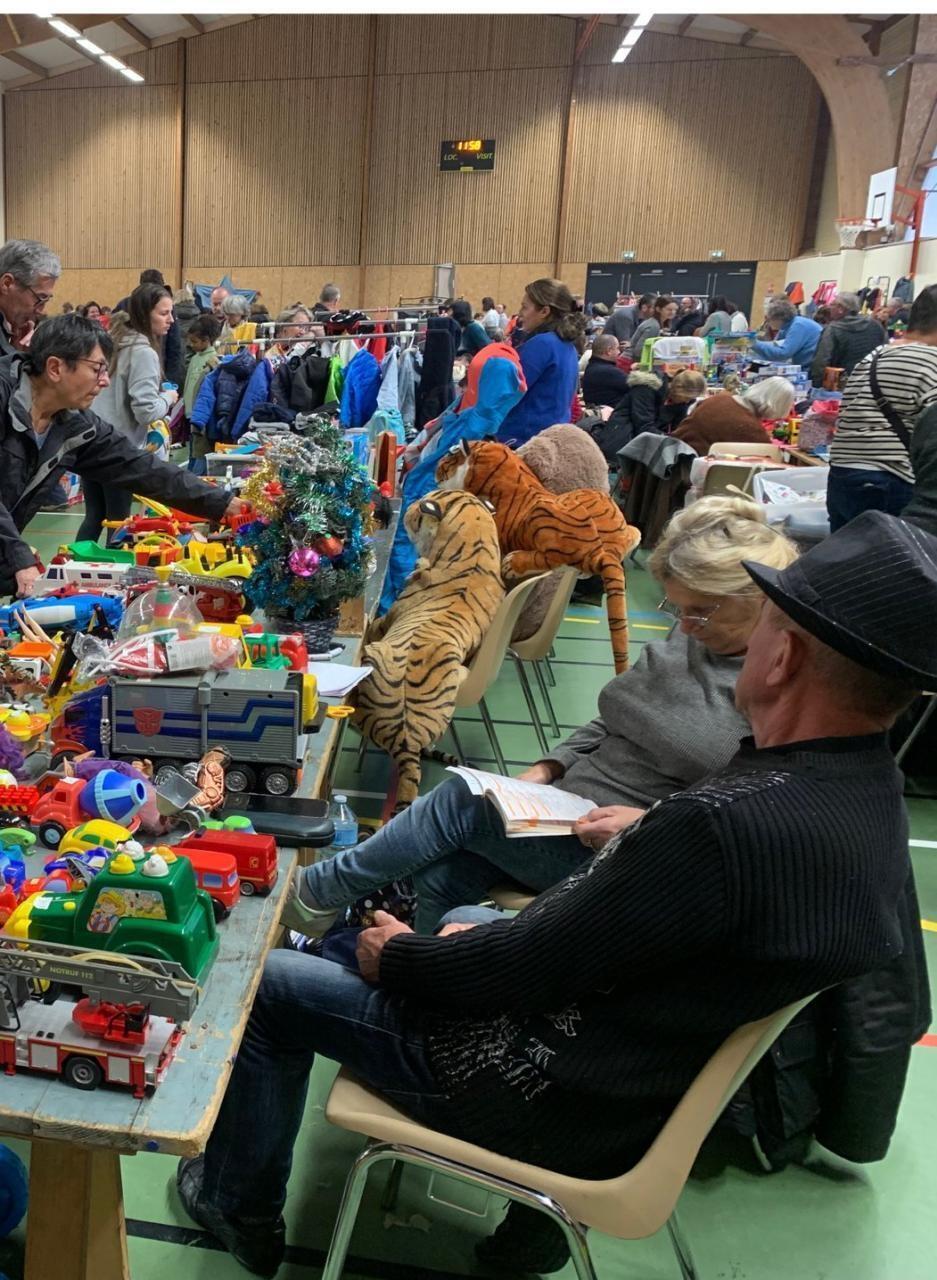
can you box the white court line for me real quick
[910,840,937,849]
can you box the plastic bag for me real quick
[72,629,242,681]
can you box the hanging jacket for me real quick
[724,868,930,1167]
[340,349,381,428]
[380,349,525,612]
[271,349,331,414]
[232,357,274,439]
[364,350,406,444]
[397,348,420,433]
[324,356,344,407]
[191,351,256,443]
[416,319,456,431]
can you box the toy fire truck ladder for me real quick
[0,938,199,1026]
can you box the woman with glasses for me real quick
[282,496,799,939]
[76,282,179,543]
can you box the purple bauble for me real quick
[289,547,321,577]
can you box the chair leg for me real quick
[543,655,556,686]
[512,656,550,756]
[321,1143,391,1280]
[666,1211,700,1280]
[532,660,560,738]
[479,698,507,775]
[380,1159,404,1212]
[355,730,368,774]
[449,718,467,765]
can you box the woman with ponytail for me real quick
[496,277,587,446]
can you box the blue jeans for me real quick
[200,906,500,1221]
[303,777,589,932]
[827,465,912,533]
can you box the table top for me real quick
[0,846,295,1157]
[783,447,828,468]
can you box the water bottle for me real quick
[325,793,358,860]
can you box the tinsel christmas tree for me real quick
[237,417,376,622]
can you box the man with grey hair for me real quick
[581,332,630,406]
[810,291,886,385]
[0,238,61,356]
[751,295,823,371]
[313,282,341,321]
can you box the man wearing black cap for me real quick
[178,512,933,1279]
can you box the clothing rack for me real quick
[219,328,425,351]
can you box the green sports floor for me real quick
[2,503,935,1280]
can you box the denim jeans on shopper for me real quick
[827,465,913,533]
[302,777,589,932]
[200,906,500,1221]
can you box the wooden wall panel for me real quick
[186,14,369,82]
[366,68,566,265]
[564,49,819,264]
[4,84,178,269]
[184,78,366,266]
[374,14,573,74]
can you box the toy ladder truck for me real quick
[0,938,199,1097]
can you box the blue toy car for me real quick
[0,593,124,633]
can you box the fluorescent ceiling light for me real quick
[612,46,631,63]
[48,18,81,39]
[100,54,125,70]
[77,37,104,55]
[119,66,144,82]
[623,28,643,47]
[633,12,653,28]
[35,11,54,19]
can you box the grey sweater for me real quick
[93,333,174,448]
[545,629,747,808]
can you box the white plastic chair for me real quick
[321,995,816,1280]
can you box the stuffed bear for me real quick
[512,424,611,641]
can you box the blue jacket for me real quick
[232,358,273,439]
[379,354,524,612]
[339,350,381,429]
[496,330,579,446]
[750,315,823,370]
[190,351,256,442]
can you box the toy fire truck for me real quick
[0,936,198,1097]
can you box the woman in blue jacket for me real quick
[497,278,586,447]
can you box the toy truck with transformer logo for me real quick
[102,670,317,796]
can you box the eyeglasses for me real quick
[76,358,109,383]
[23,284,54,307]
[657,598,723,629]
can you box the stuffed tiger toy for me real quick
[436,439,641,674]
[353,488,504,808]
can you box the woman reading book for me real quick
[284,497,798,935]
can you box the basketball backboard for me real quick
[866,166,897,227]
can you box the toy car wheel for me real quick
[224,765,255,795]
[63,1055,104,1091]
[37,821,66,850]
[239,879,255,897]
[210,897,228,923]
[154,761,183,788]
[261,767,294,796]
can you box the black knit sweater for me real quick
[380,736,911,1178]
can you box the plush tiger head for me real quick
[435,438,526,495]
[404,487,497,559]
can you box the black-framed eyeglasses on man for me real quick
[23,284,54,308]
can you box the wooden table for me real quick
[3,846,295,1280]
[783,447,828,467]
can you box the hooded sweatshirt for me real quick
[809,314,888,385]
[93,333,174,448]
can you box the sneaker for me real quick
[175,1156,285,1277]
[475,1200,572,1275]
[278,865,339,937]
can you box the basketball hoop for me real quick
[835,218,872,248]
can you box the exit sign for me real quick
[440,139,495,172]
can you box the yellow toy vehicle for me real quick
[58,820,132,858]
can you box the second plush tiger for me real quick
[436,439,641,673]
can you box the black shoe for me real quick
[175,1156,286,1277]
[475,1201,572,1275]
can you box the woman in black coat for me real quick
[587,368,706,463]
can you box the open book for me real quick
[445,766,595,837]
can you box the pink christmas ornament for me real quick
[289,547,321,577]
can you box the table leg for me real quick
[26,1140,130,1280]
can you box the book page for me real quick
[446,766,595,824]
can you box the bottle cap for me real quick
[333,793,347,804]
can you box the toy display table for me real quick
[1,845,295,1280]
[783,447,828,468]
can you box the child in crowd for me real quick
[185,314,221,470]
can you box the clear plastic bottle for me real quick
[326,793,358,859]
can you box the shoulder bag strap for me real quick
[867,353,911,451]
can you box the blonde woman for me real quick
[282,495,799,937]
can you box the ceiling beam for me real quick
[3,48,52,78]
[574,14,601,63]
[4,16,21,47]
[178,16,206,35]
[110,17,153,51]
[838,52,937,67]
[0,14,103,57]
[739,28,757,47]
[677,16,695,37]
